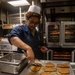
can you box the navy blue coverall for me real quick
[8,25,44,59]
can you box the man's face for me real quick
[27,17,39,31]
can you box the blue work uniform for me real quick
[8,25,44,59]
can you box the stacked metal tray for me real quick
[0,53,28,74]
[20,60,74,75]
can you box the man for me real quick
[8,5,48,62]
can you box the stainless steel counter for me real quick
[20,60,74,75]
[70,62,75,75]
[0,72,14,75]
[0,61,75,75]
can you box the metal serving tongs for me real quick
[30,59,41,67]
[22,50,41,67]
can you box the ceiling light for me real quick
[8,0,30,7]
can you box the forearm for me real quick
[10,36,30,51]
[10,36,35,62]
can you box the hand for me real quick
[40,46,48,53]
[25,45,35,62]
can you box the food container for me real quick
[0,53,28,74]
[20,60,74,75]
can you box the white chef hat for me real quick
[28,5,41,15]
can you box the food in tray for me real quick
[40,72,54,75]
[25,61,71,75]
[3,24,13,29]
[65,31,73,34]
[30,63,42,72]
[55,73,67,75]
[44,67,57,72]
[40,72,66,75]
[58,68,70,74]
[57,63,69,68]
[26,73,38,75]
[45,62,55,67]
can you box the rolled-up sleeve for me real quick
[8,26,22,44]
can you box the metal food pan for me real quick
[0,53,28,74]
[0,53,26,65]
[20,60,74,75]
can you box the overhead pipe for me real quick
[19,7,22,24]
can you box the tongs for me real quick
[22,50,41,67]
[31,60,41,67]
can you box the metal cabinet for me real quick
[45,22,61,47]
[60,21,75,48]
[0,38,17,51]
[45,21,75,48]
[0,44,12,51]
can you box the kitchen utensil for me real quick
[31,61,41,67]
[22,50,41,66]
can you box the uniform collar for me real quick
[24,24,38,36]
